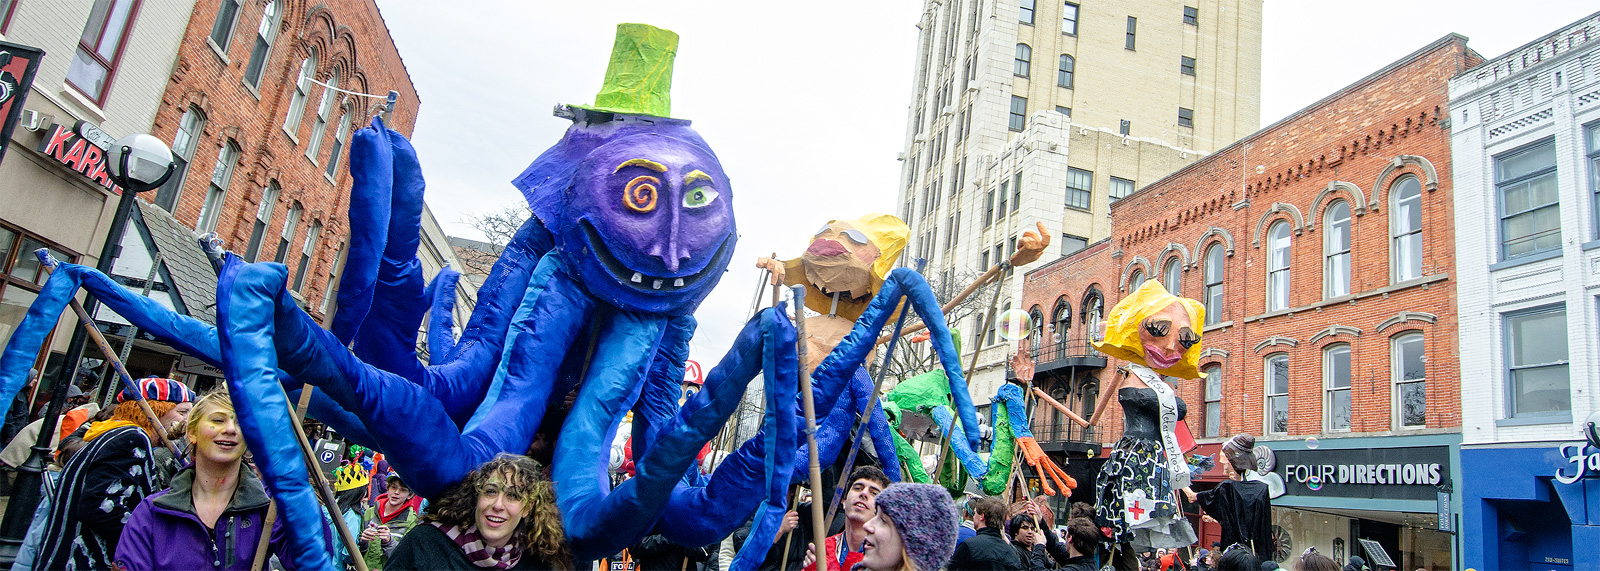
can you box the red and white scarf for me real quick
[428,522,523,569]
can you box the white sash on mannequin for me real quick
[1129,364,1190,490]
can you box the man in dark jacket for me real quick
[1007,514,1055,570]
[949,497,1022,570]
[1058,518,1102,571]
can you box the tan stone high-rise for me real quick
[896,0,1261,403]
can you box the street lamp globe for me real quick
[106,133,175,193]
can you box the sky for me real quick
[375,1,1599,365]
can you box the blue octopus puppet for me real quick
[0,24,981,568]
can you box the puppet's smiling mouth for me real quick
[581,220,729,292]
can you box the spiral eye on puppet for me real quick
[682,187,718,208]
[624,175,660,213]
[1142,318,1171,338]
[1177,328,1200,350]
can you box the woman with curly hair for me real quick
[388,453,571,570]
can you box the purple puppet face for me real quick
[562,132,735,314]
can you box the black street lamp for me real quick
[0,134,173,564]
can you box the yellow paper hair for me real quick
[844,213,909,289]
[1092,280,1207,379]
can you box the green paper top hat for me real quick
[573,23,679,118]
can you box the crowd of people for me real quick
[0,374,1394,571]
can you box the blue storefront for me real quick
[1461,444,1600,571]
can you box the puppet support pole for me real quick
[793,285,828,571]
[1030,387,1090,428]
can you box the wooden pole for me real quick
[253,386,316,571]
[1030,387,1090,428]
[872,264,1001,347]
[792,285,827,571]
[931,264,1008,479]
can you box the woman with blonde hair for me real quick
[35,377,193,570]
[115,387,296,570]
[388,453,571,570]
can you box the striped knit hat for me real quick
[116,377,195,404]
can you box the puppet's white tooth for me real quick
[631,272,643,283]
[652,279,663,290]
[673,278,684,287]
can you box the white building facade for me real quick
[1450,12,1600,571]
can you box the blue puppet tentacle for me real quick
[332,118,394,344]
[728,308,800,571]
[349,126,431,381]
[815,269,981,451]
[215,258,335,571]
[864,397,901,482]
[994,384,1033,438]
[425,267,461,365]
[632,316,695,460]
[931,406,989,479]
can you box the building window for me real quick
[1109,176,1133,200]
[0,225,78,360]
[244,181,279,261]
[1125,16,1137,50]
[1009,95,1027,131]
[306,72,340,162]
[1394,333,1426,428]
[1203,364,1221,437]
[1203,243,1223,325]
[242,0,280,88]
[1012,172,1022,213]
[1055,106,1072,118]
[155,106,204,212]
[1180,56,1196,76]
[275,201,301,264]
[1178,107,1194,128]
[1162,257,1181,296]
[1496,138,1559,260]
[1061,234,1087,257]
[65,0,141,105]
[1019,0,1035,24]
[1119,119,1130,136]
[1324,344,1352,431]
[1266,222,1290,311]
[1065,167,1092,210]
[1183,5,1198,25]
[0,0,19,33]
[1588,123,1600,239]
[1058,54,1074,88]
[197,140,240,233]
[1392,176,1423,281]
[209,0,242,52]
[1505,306,1569,417]
[1265,354,1288,434]
[1325,200,1351,298]
[284,53,316,136]
[998,180,1009,215]
[293,220,321,292]
[1014,44,1032,77]
[984,190,995,227]
[979,248,990,272]
[1051,298,1071,347]
[1062,2,1079,35]
[325,113,350,178]
[1128,269,1145,292]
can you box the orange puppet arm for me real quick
[1015,436,1077,495]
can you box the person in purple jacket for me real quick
[115,388,294,570]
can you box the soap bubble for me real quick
[1305,437,1319,450]
[998,309,1033,341]
[1307,475,1324,491]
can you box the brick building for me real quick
[145,0,419,321]
[1021,35,1477,568]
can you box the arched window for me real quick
[1203,364,1222,437]
[243,0,280,88]
[1162,257,1182,296]
[1391,176,1423,281]
[1324,200,1351,298]
[209,0,243,52]
[325,111,351,177]
[1082,290,1103,347]
[244,180,280,261]
[1052,298,1071,349]
[1393,332,1426,428]
[1324,344,1351,431]
[1203,243,1224,325]
[284,51,317,134]
[1128,269,1145,292]
[1266,222,1290,311]
[1029,307,1045,353]
[307,71,340,161]
[294,219,322,292]
[1265,353,1289,434]
[274,201,302,264]
[1014,44,1032,78]
[1058,54,1074,89]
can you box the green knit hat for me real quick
[575,23,678,118]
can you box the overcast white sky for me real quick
[377,1,1598,365]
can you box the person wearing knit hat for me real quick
[852,483,959,571]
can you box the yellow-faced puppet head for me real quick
[799,213,908,299]
[1092,281,1206,379]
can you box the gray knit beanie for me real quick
[870,483,959,571]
